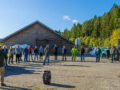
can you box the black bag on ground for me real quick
[43,70,51,85]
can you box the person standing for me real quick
[39,46,44,59]
[71,46,78,62]
[2,46,8,66]
[8,46,14,64]
[15,46,21,63]
[116,45,119,61]
[95,47,101,62]
[111,46,117,63]
[20,48,23,62]
[54,44,58,60]
[24,46,29,63]
[34,46,39,61]
[43,45,50,65]
[28,46,33,62]
[62,46,67,61]
[81,46,85,62]
[106,47,110,59]
[0,46,6,86]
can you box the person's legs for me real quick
[72,56,73,62]
[98,55,100,62]
[24,54,26,62]
[8,56,10,64]
[107,53,109,58]
[34,54,36,61]
[37,53,38,61]
[16,55,17,63]
[19,54,21,61]
[54,54,56,60]
[39,53,41,59]
[41,53,43,59]
[25,54,28,62]
[81,54,82,62]
[83,54,85,61]
[18,54,20,63]
[31,53,33,61]
[74,57,76,62]
[111,54,114,63]
[26,54,28,62]
[28,53,30,61]
[11,56,13,64]
[47,54,50,65]
[65,54,67,61]
[9,56,13,64]
[5,57,8,66]
[96,55,98,62]
[55,54,57,60]
[114,54,116,62]
[43,54,47,65]
[16,54,18,63]
[0,67,4,85]
[62,54,64,61]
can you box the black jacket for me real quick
[0,50,5,67]
[81,48,85,54]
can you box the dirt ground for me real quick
[0,56,120,90]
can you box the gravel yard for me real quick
[1,56,120,90]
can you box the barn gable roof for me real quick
[2,21,74,45]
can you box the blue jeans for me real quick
[81,54,85,61]
[24,53,28,62]
[111,53,116,62]
[43,54,50,65]
[29,53,33,61]
[96,54,100,62]
[34,53,38,61]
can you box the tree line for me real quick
[58,4,120,48]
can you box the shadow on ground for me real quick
[60,64,91,67]
[5,66,35,77]
[0,85,32,90]
[5,59,64,78]
[50,83,75,88]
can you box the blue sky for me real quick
[0,0,120,38]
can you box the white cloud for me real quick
[72,19,78,23]
[63,15,78,23]
[63,15,71,20]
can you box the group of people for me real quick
[2,45,45,65]
[0,44,69,65]
[110,45,120,63]
[71,46,85,62]
[71,45,120,63]
[1,44,120,86]
[1,44,119,66]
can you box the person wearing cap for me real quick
[0,46,6,86]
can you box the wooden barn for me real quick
[2,21,74,54]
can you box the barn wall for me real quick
[4,23,73,54]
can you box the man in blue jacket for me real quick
[95,46,101,62]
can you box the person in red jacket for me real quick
[28,46,33,62]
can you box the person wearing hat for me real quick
[0,46,6,86]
